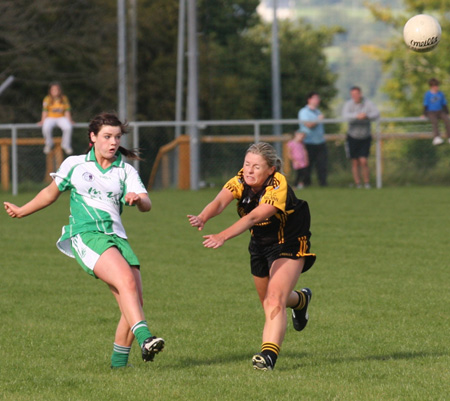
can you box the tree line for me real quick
[0,0,339,126]
[1,0,445,124]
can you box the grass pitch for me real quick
[0,187,448,401]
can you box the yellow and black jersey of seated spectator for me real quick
[43,95,71,118]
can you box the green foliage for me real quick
[198,0,260,44]
[365,0,450,117]
[0,0,339,125]
[291,1,404,108]
[403,138,438,169]
[136,0,180,121]
[278,21,340,116]
[0,0,118,123]
[0,187,449,400]
[198,18,339,121]
[379,136,450,185]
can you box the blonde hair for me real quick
[246,142,283,173]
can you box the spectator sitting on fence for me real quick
[38,82,74,155]
[421,78,450,146]
[287,131,309,189]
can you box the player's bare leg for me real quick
[95,248,164,363]
[253,258,304,370]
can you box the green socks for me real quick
[131,320,152,347]
[111,343,131,368]
[111,321,152,368]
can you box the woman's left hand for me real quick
[124,192,140,206]
[202,234,225,249]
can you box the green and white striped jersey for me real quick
[50,148,147,258]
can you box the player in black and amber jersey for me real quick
[188,142,316,371]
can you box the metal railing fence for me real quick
[0,116,446,195]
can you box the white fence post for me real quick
[132,122,139,171]
[375,119,382,189]
[11,125,18,196]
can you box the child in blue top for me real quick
[422,78,450,145]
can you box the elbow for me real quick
[141,200,152,212]
[136,195,151,212]
[45,190,60,205]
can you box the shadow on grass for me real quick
[167,350,310,370]
[167,353,252,369]
[167,348,447,370]
[331,350,449,363]
[278,349,448,371]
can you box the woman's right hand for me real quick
[4,202,22,218]
[187,214,204,231]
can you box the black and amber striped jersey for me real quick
[224,169,312,247]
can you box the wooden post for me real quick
[162,154,170,188]
[45,150,54,183]
[45,139,63,182]
[1,144,9,191]
[55,143,64,167]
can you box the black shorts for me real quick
[346,136,372,159]
[249,237,316,278]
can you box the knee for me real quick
[62,124,72,133]
[263,292,286,321]
[263,292,284,311]
[59,122,72,133]
[119,273,138,295]
[63,122,73,134]
[42,125,53,136]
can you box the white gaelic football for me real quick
[403,14,441,52]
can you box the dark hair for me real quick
[87,112,141,160]
[350,86,361,92]
[307,91,320,101]
[429,78,439,87]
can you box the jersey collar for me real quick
[86,147,125,172]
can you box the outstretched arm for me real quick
[4,181,61,218]
[202,202,278,249]
[187,187,234,231]
[124,192,151,212]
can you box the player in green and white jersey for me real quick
[4,112,164,368]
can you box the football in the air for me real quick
[403,14,441,53]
